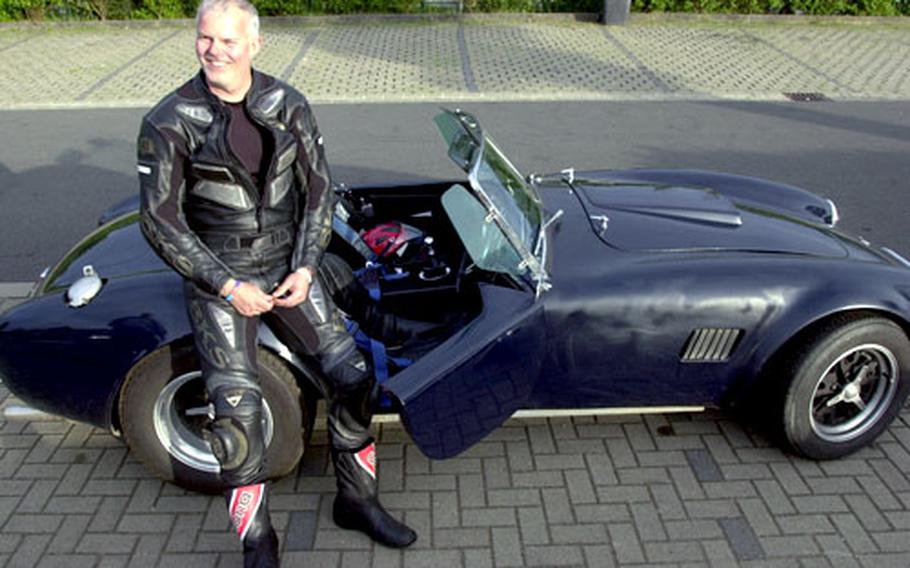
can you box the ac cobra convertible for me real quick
[2,109,910,493]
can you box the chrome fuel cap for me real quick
[66,265,103,308]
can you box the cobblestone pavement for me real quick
[0,16,909,108]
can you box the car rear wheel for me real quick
[119,344,309,493]
[779,317,910,460]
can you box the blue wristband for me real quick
[224,279,241,302]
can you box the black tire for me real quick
[119,344,307,493]
[778,317,910,460]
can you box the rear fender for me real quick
[108,322,325,435]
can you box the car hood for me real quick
[571,178,848,257]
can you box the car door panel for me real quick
[384,284,544,459]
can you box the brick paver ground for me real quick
[0,16,909,108]
[4,374,910,567]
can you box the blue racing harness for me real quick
[333,211,414,389]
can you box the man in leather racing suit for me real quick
[136,1,416,565]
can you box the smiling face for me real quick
[195,4,261,102]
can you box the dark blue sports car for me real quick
[3,109,910,493]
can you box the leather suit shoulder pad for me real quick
[144,77,214,130]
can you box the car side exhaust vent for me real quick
[681,328,742,362]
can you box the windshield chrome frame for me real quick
[461,120,548,289]
[532,207,562,298]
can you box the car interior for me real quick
[327,180,517,356]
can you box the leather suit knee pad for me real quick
[325,349,371,390]
[209,386,265,486]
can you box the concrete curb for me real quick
[0,282,33,299]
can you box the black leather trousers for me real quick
[185,246,376,563]
[184,244,374,487]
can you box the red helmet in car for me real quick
[362,221,426,260]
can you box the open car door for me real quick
[382,109,549,459]
[383,285,544,459]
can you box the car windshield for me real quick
[434,110,545,282]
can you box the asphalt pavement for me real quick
[2,13,910,568]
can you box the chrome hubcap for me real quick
[809,344,898,443]
[153,371,274,473]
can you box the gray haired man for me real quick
[137,1,416,564]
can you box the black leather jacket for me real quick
[138,70,334,295]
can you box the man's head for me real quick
[195,0,262,102]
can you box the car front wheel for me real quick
[119,344,308,493]
[780,317,910,460]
